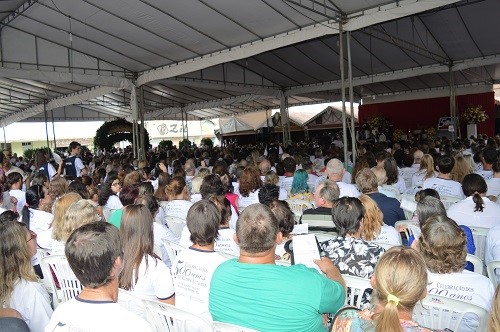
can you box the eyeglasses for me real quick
[26,230,37,243]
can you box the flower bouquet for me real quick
[461,105,488,125]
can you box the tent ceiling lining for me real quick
[0,0,498,126]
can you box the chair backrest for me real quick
[342,274,373,309]
[413,293,488,331]
[394,220,420,241]
[300,214,335,232]
[117,288,150,320]
[143,298,214,332]
[466,253,484,275]
[400,194,417,220]
[165,216,187,238]
[41,254,82,305]
[162,239,186,263]
[102,206,115,222]
[285,199,313,219]
[371,241,396,250]
[469,226,489,262]
[487,260,500,287]
[212,321,259,332]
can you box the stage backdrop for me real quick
[358,92,495,138]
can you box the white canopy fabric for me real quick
[0,0,497,127]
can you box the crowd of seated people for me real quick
[0,133,499,331]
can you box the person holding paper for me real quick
[209,203,345,332]
[321,197,385,308]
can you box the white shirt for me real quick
[9,188,26,212]
[45,297,152,332]
[423,177,464,199]
[104,195,123,210]
[475,169,494,181]
[427,270,494,332]
[279,177,294,193]
[130,255,175,301]
[11,279,52,332]
[238,189,260,210]
[180,226,240,257]
[486,225,500,284]
[171,248,227,319]
[337,181,360,198]
[447,196,500,229]
[28,208,54,235]
[412,170,436,188]
[160,199,193,220]
[486,178,500,196]
[372,224,401,245]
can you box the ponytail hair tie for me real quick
[387,294,400,306]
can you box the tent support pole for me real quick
[44,101,50,151]
[51,109,57,151]
[449,66,458,139]
[280,94,290,147]
[339,21,348,165]
[132,120,137,158]
[181,108,185,141]
[347,31,356,165]
[185,110,189,142]
[139,86,145,159]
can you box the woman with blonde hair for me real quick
[37,192,81,250]
[48,176,68,201]
[51,199,99,254]
[332,246,431,332]
[412,154,436,187]
[451,154,473,183]
[489,285,500,331]
[0,220,52,332]
[119,204,175,304]
[358,194,401,246]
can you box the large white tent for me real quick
[0,0,497,131]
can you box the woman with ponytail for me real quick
[447,173,500,229]
[331,246,433,332]
[22,184,53,235]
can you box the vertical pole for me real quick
[2,126,6,146]
[139,86,145,160]
[44,101,50,150]
[347,31,356,165]
[339,21,348,165]
[280,94,290,146]
[130,85,138,159]
[51,109,57,151]
[449,66,457,140]
[181,108,185,141]
[185,110,189,142]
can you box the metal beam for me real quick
[0,67,133,89]
[286,54,500,96]
[0,0,39,31]
[0,85,122,126]
[137,0,460,86]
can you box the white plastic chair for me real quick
[41,254,83,306]
[466,253,484,275]
[165,216,187,238]
[117,288,150,321]
[341,274,373,309]
[400,194,417,220]
[162,239,186,263]
[487,261,500,287]
[143,298,214,332]
[300,214,335,232]
[36,249,53,288]
[413,293,488,331]
[212,321,259,332]
[469,226,488,262]
[285,199,313,223]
